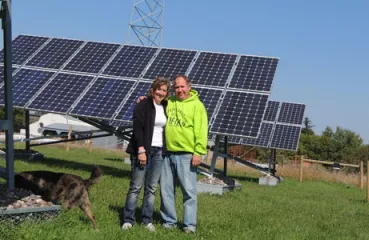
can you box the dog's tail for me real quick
[84,166,102,188]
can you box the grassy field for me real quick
[1,145,369,240]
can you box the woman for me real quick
[122,77,170,232]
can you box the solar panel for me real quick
[208,133,242,145]
[70,78,136,120]
[0,69,55,107]
[103,45,157,78]
[241,123,274,147]
[229,56,278,92]
[0,35,49,65]
[189,52,237,87]
[270,124,302,151]
[27,73,94,113]
[143,48,196,80]
[194,87,223,121]
[109,120,133,128]
[63,42,120,74]
[1,35,284,143]
[26,38,84,69]
[210,91,268,138]
[114,81,152,122]
[263,100,280,122]
[277,102,305,125]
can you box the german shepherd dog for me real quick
[14,166,102,229]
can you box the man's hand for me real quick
[136,96,147,103]
[192,155,201,167]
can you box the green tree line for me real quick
[0,107,25,132]
[297,117,369,165]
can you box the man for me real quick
[160,75,208,233]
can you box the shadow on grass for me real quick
[104,158,124,162]
[109,204,162,226]
[227,175,260,184]
[20,157,131,179]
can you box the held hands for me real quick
[192,155,201,167]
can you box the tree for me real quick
[301,117,315,135]
[0,107,25,132]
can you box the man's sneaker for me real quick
[183,227,195,234]
[162,223,177,229]
[145,223,155,232]
[121,222,133,230]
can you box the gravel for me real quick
[199,176,227,185]
[0,187,54,211]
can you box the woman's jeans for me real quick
[123,147,164,224]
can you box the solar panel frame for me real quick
[0,68,56,108]
[269,124,302,151]
[241,122,274,148]
[263,100,280,122]
[193,86,223,122]
[277,102,306,125]
[228,55,279,92]
[143,48,197,80]
[209,91,269,138]
[0,35,50,65]
[208,133,242,145]
[25,38,84,70]
[113,81,152,123]
[27,72,95,114]
[188,51,237,87]
[69,77,137,120]
[103,45,158,78]
[63,41,121,74]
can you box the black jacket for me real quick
[126,96,167,156]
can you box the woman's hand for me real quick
[138,152,147,167]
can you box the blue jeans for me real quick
[160,153,197,232]
[123,147,164,225]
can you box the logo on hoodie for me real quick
[167,108,187,127]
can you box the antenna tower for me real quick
[126,0,165,47]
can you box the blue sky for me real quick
[3,0,369,143]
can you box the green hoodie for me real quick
[165,89,208,156]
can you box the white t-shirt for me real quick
[151,102,167,147]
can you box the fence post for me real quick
[299,155,304,182]
[366,161,369,202]
[360,161,363,189]
[88,135,93,153]
[66,125,72,152]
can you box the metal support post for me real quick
[1,0,15,189]
[223,136,228,178]
[268,149,277,176]
[209,135,220,176]
[25,110,30,151]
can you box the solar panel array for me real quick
[208,100,306,151]
[1,34,281,140]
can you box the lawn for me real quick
[1,145,369,240]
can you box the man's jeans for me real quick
[160,153,197,232]
[123,147,164,225]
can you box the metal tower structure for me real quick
[126,0,165,47]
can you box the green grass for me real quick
[1,145,369,240]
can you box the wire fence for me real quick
[0,205,61,225]
[0,184,61,227]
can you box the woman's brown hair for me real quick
[147,76,171,98]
